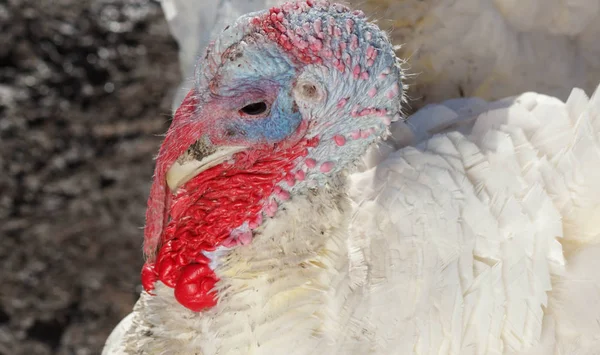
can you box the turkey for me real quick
[104,1,600,354]
[161,0,600,109]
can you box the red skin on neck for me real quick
[143,90,203,259]
[140,0,336,312]
[144,140,313,311]
[141,90,317,312]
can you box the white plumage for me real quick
[105,84,600,354]
[104,1,600,354]
[351,86,600,354]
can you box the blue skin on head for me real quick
[201,41,304,145]
[235,82,302,142]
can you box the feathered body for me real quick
[104,1,600,354]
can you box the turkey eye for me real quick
[240,102,268,116]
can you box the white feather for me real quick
[101,1,600,353]
[105,82,600,353]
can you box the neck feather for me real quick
[142,137,326,312]
[128,181,353,354]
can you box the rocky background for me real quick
[0,0,181,353]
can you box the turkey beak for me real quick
[166,137,246,192]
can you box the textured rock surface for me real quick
[0,0,180,353]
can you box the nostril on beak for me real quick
[178,136,217,164]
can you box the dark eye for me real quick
[239,102,268,116]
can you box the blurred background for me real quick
[1,0,180,353]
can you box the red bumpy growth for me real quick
[142,135,316,311]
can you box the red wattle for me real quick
[174,264,218,312]
[141,262,158,293]
[141,135,318,312]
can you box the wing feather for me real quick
[347,84,600,353]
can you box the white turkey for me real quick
[104,1,600,354]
